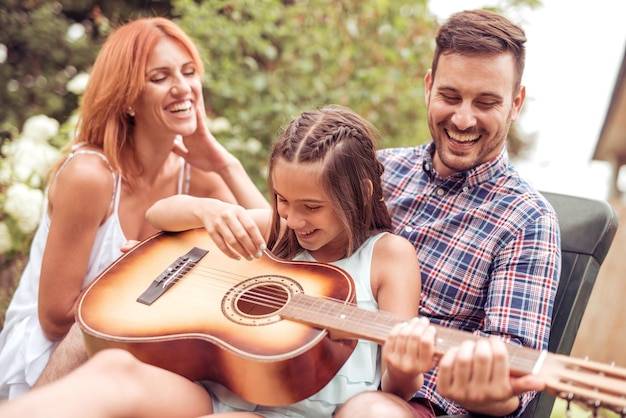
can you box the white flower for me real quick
[0,43,7,64]
[0,222,12,255]
[62,113,80,142]
[9,138,61,188]
[66,23,86,42]
[245,138,262,154]
[0,160,12,185]
[21,114,59,143]
[4,183,45,234]
[67,72,89,95]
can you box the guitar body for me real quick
[76,228,357,406]
[77,230,626,413]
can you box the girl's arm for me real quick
[371,233,435,400]
[146,195,271,260]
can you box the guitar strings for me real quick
[152,263,561,363]
[136,255,555,375]
[190,263,311,309]
[162,262,399,336]
[159,263,556,376]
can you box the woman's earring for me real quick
[127,107,136,117]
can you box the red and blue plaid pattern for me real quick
[378,143,560,417]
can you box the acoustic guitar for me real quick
[76,228,626,412]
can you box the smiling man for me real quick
[335,9,560,418]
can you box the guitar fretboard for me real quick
[280,292,542,375]
[281,293,626,412]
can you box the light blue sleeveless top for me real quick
[206,232,386,418]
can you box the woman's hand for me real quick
[172,96,235,174]
[172,96,270,211]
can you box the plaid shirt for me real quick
[378,143,560,416]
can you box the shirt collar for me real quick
[422,142,510,188]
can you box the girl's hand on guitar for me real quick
[436,338,545,416]
[200,203,267,261]
[381,317,437,399]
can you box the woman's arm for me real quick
[39,155,114,341]
[146,195,271,260]
[173,95,269,210]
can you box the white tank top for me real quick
[0,147,189,400]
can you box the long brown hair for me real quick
[51,17,204,187]
[267,105,391,260]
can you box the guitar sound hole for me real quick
[236,284,289,316]
[222,275,302,325]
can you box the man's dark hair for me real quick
[432,9,527,90]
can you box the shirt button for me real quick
[404,226,413,233]
[424,163,431,171]
[436,188,445,196]
[463,186,469,192]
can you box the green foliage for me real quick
[0,0,539,191]
[0,0,174,131]
[551,398,619,418]
[172,0,437,191]
[0,1,101,129]
[0,0,542,324]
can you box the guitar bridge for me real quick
[137,246,208,305]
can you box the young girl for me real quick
[0,105,434,418]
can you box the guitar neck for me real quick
[280,293,541,375]
[281,293,626,412]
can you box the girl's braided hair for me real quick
[267,105,391,260]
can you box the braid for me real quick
[306,130,337,161]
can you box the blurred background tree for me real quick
[174,0,437,189]
[0,0,539,189]
[0,0,539,326]
[0,0,173,132]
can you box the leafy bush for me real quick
[0,115,63,257]
[173,0,437,191]
[0,0,538,325]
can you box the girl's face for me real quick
[272,159,348,263]
[131,38,203,141]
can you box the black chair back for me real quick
[521,192,618,418]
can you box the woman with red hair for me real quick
[0,17,268,400]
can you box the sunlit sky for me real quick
[428,0,626,200]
